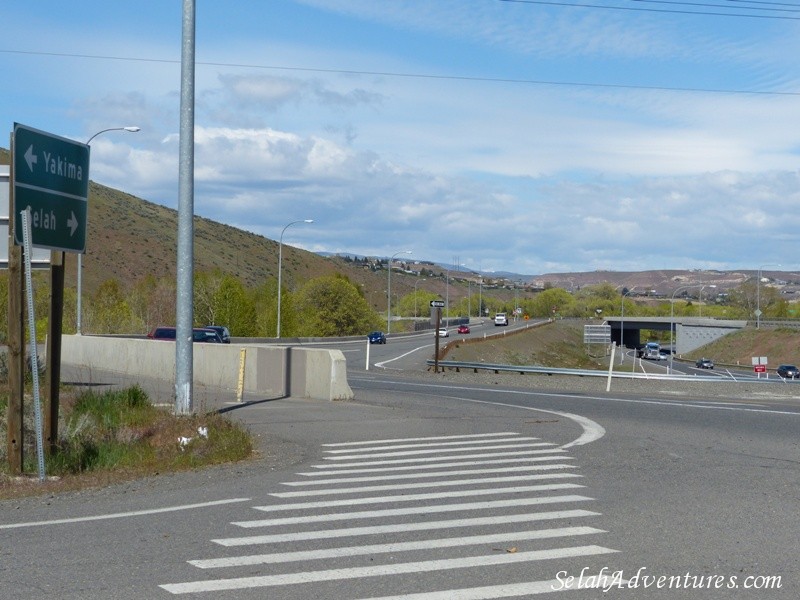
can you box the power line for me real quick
[499,0,800,19]
[1,48,798,97]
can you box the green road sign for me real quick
[13,123,90,253]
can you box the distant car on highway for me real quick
[695,358,714,369]
[367,331,386,344]
[437,327,449,337]
[777,364,799,379]
[457,324,470,334]
[494,313,508,326]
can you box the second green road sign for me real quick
[13,123,90,253]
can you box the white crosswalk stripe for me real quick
[160,431,620,597]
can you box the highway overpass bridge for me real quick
[605,316,748,354]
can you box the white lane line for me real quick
[353,578,618,600]
[216,506,598,545]
[239,495,591,527]
[315,449,565,468]
[190,526,606,568]
[300,456,573,475]
[374,344,432,369]
[161,545,618,594]
[282,464,576,485]
[323,432,522,446]
[0,498,251,530]
[324,437,539,453]
[272,473,581,497]
[441,397,605,450]
[270,482,583,501]
[323,442,554,460]
[252,489,590,513]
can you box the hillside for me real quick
[0,147,453,308]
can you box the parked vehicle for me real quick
[457,324,470,334]
[494,313,508,326]
[777,364,799,379]
[147,326,223,342]
[194,328,223,342]
[147,326,176,340]
[368,331,387,344]
[695,358,714,369]
[204,325,230,343]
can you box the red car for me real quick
[457,324,470,334]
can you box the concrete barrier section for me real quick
[61,335,354,402]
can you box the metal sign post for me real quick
[431,300,444,373]
[20,208,46,481]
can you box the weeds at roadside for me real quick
[0,385,253,499]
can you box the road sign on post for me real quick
[430,300,445,307]
[13,123,89,253]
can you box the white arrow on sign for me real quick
[67,212,79,236]
[24,145,38,171]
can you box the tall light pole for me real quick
[387,250,412,334]
[77,126,140,334]
[277,219,313,338]
[698,284,717,317]
[670,284,704,373]
[757,264,780,329]
[413,278,426,317]
[619,287,636,364]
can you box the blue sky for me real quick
[2,0,800,276]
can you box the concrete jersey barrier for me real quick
[61,335,354,402]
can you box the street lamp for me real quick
[698,285,717,317]
[669,284,705,373]
[387,250,412,334]
[757,263,781,329]
[277,219,313,338]
[77,126,140,334]
[619,287,636,364]
[413,278,426,317]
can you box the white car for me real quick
[437,327,449,337]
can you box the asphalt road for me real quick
[2,328,798,599]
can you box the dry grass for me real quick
[446,320,607,368]
[444,320,800,370]
[0,385,254,500]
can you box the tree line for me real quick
[0,274,790,341]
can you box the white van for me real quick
[494,313,508,326]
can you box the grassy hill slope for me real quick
[447,320,800,369]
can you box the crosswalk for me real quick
[160,432,619,597]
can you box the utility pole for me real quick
[6,155,24,473]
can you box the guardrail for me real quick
[424,359,755,382]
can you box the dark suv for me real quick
[147,326,176,340]
[204,325,231,343]
[777,364,800,379]
[147,326,223,343]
